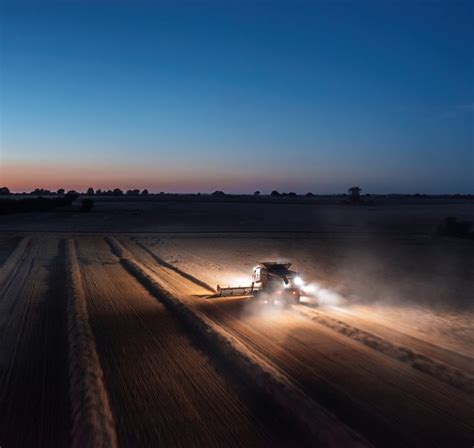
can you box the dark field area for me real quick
[0,196,472,234]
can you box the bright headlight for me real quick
[294,276,304,286]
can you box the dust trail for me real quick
[302,282,346,306]
[66,239,118,448]
[106,237,372,448]
[293,305,474,393]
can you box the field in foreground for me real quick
[0,233,473,447]
[0,200,473,447]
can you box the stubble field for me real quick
[0,198,473,447]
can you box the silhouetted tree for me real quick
[64,191,79,204]
[80,198,94,212]
[141,189,149,195]
[113,188,123,196]
[32,188,51,196]
[126,189,140,196]
[288,192,297,197]
[96,189,103,195]
[348,186,361,202]
[254,191,260,196]
[271,190,281,197]
[57,188,65,195]
[212,190,225,196]
[305,192,314,197]
[0,187,10,195]
[86,187,95,195]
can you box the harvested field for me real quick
[1,200,473,447]
[122,236,474,447]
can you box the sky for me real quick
[1,0,473,194]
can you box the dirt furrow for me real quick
[77,237,306,447]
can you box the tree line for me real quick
[4,186,470,201]
[0,187,150,196]
[0,187,360,198]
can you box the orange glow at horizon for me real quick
[1,160,316,193]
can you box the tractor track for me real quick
[121,236,474,448]
[76,237,307,448]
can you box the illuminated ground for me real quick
[120,236,474,447]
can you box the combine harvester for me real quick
[216,261,305,305]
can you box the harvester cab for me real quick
[216,261,303,305]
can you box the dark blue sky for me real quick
[1,0,473,193]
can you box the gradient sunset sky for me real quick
[1,0,473,194]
